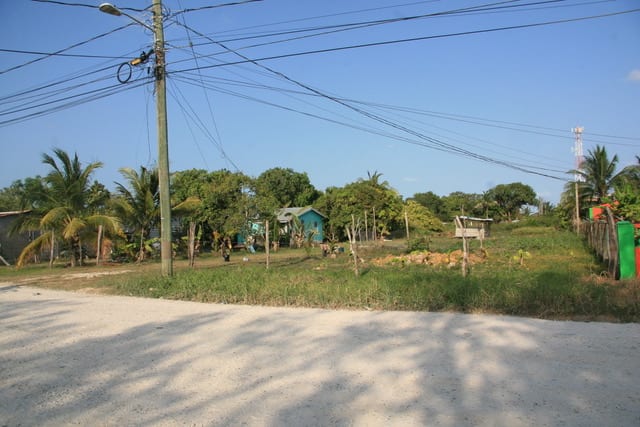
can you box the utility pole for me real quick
[99,1,172,276]
[153,0,173,276]
[572,126,584,235]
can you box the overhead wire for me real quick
[170,0,263,16]
[170,8,640,74]
[166,0,571,67]
[173,70,570,171]
[31,0,148,12]
[172,20,570,181]
[0,23,135,76]
[166,79,211,170]
[0,48,126,60]
[172,72,569,177]
[173,0,239,171]
[0,77,153,127]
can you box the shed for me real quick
[454,216,493,239]
[277,207,326,243]
[0,211,34,264]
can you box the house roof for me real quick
[0,210,30,218]
[276,207,326,223]
[458,216,493,222]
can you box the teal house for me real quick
[277,207,326,243]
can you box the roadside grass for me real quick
[2,224,638,322]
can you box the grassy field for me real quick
[1,223,638,322]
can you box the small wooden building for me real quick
[454,216,493,239]
[0,211,34,264]
[277,207,326,243]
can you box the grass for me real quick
[1,223,638,322]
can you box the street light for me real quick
[98,3,155,33]
[100,1,173,277]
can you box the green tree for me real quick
[0,180,28,211]
[254,167,320,208]
[202,170,253,241]
[614,155,640,189]
[404,200,444,233]
[485,183,537,221]
[15,149,120,267]
[409,191,446,221]
[112,166,159,262]
[316,172,403,240]
[172,169,218,264]
[440,191,484,220]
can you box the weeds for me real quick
[3,224,638,322]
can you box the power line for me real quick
[31,0,147,12]
[170,0,263,16]
[0,23,134,76]
[167,0,572,62]
[0,48,126,60]
[171,8,640,74]
[174,0,235,171]
[0,78,152,127]
[174,70,570,170]
[173,21,568,181]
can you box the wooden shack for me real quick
[454,216,493,239]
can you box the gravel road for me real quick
[1,284,639,426]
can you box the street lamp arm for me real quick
[98,3,155,33]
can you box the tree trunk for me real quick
[49,230,55,269]
[188,221,196,267]
[346,215,360,277]
[364,210,368,242]
[138,231,145,263]
[404,209,410,242]
[372,207,377,241]
[96,225,103,266]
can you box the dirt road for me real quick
[1,284,639,426]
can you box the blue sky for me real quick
[1,0,639,204]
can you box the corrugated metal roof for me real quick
[0,210,30,218]
[276,207,326,222]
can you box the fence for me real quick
[580,208,619,278]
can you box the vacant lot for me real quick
[1,225,639,322]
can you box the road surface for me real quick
[1,284,639,426]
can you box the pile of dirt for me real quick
[372,250,485,267]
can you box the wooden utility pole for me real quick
[265,220,270,270]
[153,0,173,276]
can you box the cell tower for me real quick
[572,126,584,181]
[571,126,584,234]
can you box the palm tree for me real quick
[576,145,619,203]
[112,166,159,262]
[614,155,640,188]
[15,148,121,267]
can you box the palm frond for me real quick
[16,231,53,268]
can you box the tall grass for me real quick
[7,224,639,322]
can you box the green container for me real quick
[617,221,636,279]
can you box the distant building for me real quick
[277,207,327,244]
[454,216,493,239]
[0,211,34,264]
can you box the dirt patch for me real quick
[372,250,485,267]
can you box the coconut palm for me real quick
[112,166,159,262]
[614,155,640,188]
[576,145,619,203]
[15,148,121,267]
